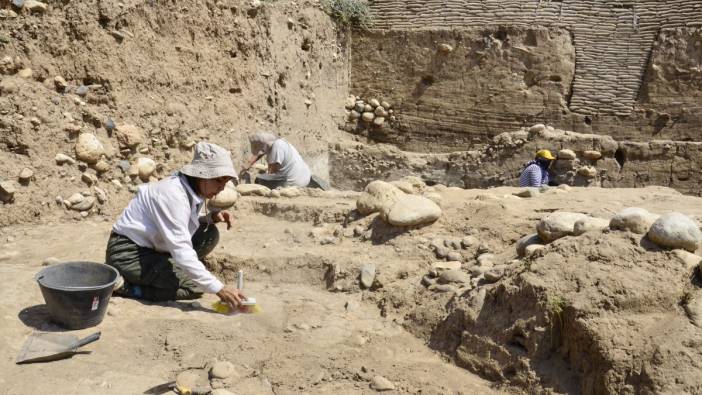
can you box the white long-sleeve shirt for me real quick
[112,174,224,294]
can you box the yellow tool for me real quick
[212,298,261,315]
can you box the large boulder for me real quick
[385,195,441,227]
[209,181,238,209]
[647,212,702,252]
[573,217,611,236]
[356,180,404,216]
[609,207,659,234]
[536,212,588,242]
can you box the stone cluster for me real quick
[343,95,395,130]
[515,207,702,259]
[0,62,167,218]
[422,232,508,294]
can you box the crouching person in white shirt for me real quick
[242,131,329,190]
[105,142,246,309]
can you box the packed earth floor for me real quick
[3,185,702,394]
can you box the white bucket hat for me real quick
[180,142,238,180]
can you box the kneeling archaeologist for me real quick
[519,149,555,187]
[242,131,329,190]
[105,142,246,308]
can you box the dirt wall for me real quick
[349,27,575,152]
[0,0,348,226]
[346,1,702,151]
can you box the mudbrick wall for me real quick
[347,0,702,152]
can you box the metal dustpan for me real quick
[16,331,101,364]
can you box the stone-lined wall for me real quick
[347,1,702,152]
[330,126,702,196]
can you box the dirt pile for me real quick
[347,185,702,394]
[0,0,348,226]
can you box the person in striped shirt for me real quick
[519,149,556,187]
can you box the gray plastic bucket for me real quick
[35,261,118,329]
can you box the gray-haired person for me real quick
[105,142,246,309]
[243,131,329,190]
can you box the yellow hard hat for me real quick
[535,149,556,160]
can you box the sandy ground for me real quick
[3,185,702,394]
[0,211,500,395]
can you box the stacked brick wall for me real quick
[368,0,702,115]
[347,1,702,151]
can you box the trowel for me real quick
[16,331,101,364]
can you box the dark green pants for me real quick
[105,224,219,301]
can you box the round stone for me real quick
[437,269,471,284]
[55,153,75,165]
[536,212,588,242]
[385,195,442,227]
[516,233,541,257]
[370,375,395,391]
[578,166,597,178]
[136,157,156,181]
[75,133,104,164]
[609,207,659,234]
[558,149,576,160]
[573,217,610,236]
[18,167,33,181]
[356,180,404,216]
[583,150,602,160]
[210,181,238,209]
[210,360,236,379]
[236,183,270,196]
[438,43,454,53]
[115,124,145,149]
[648,212,702,252]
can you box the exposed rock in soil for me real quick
[609,207,660,234]
[356,180,405,216]
[648,212,702,252]
[385,195,441,227]
[370,375,395,391]
[536,212,588,242]
[573,217,610,236]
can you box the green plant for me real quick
[546,294,568,349]
[547,294,567,317]
[321,0,373,29]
